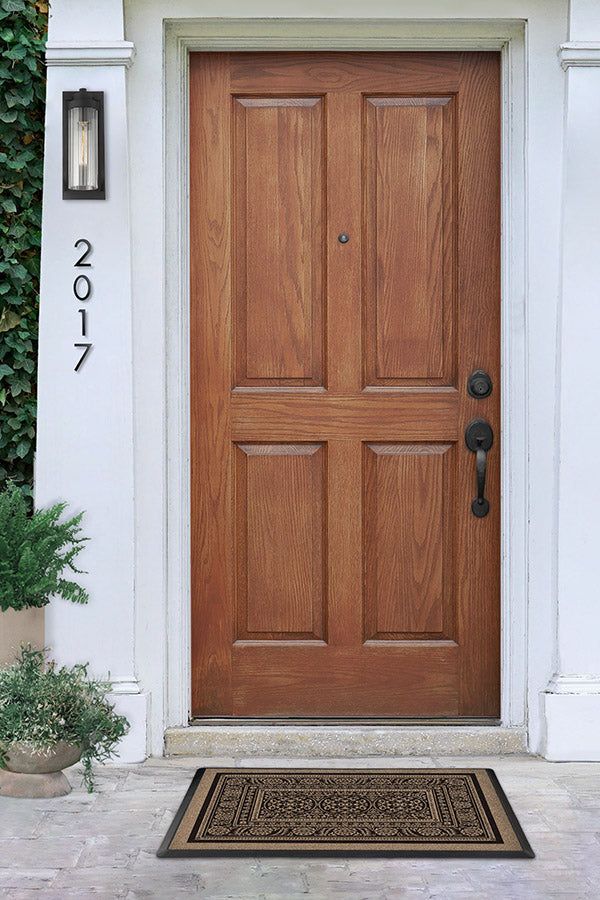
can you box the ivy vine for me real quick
[0,0,47,498]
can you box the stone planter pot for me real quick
[0,607,44,667]
[0,741,81,798]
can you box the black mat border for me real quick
[157,767,535,859]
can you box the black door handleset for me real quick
[465,419,493,518]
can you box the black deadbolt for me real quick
[467,370,493,399]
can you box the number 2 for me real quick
[74,238,92,267]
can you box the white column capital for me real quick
[559,42,600,69]
[45,41,135,68]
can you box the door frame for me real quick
[162,18,528,730]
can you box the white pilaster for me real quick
[543,2,600,760]
[37,0,146,762]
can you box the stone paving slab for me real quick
[0,801,45,839]
[0,755,599,898]
[0,869,58,890]
[0,837,86,870]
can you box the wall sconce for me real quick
[63,89,105,199]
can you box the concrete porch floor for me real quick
[1,755,599,898]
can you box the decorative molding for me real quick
[546,674,600,695]
[109,677,142,695]
[166,17,524,52]
[559,42,600,69]
[45,41,135,68]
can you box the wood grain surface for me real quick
[190,51,501,717]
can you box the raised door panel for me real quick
[364,97,455,386]
[363,443,454,641]
[235,443,326,641]
[233,97,325,387]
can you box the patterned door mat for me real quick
[157,768,534,857]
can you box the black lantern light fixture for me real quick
[63,89,105,199]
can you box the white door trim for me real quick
[161,17,528,733]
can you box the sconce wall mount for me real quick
[62,89,105,200]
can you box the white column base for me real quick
[543,678,600,761]
[108,685,149,763]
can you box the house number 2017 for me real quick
[73,238,93,371]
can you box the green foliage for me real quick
[0,0,47,498]
[0,646,129,791]
[0,484,90,611]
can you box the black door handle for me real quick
[465,419,493,518]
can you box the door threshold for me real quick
[165,723,527,758]
[190,717,500,727]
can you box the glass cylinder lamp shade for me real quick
[62,89,105,199]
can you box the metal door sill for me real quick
[189,717,501,727]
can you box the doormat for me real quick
[157,768,534,858]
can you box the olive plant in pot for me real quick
[0,484,89,665]
[0,647,129,797]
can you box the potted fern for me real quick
[0,647,128,797]
[0,485,89,664]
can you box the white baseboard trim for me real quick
[108,690,148,763]
[545,675,600,695]
[542,689,600,761]
[164,725,527,758]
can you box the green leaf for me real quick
[4,44,27,61]
[1,0,28,12]
[0,308,21,332]
[0,0,46,494]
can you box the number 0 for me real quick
[73,275,91,301]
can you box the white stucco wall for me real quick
[36,0,600,760]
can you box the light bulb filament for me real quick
[79,120,89,167]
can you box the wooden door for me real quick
[190,52,501,718]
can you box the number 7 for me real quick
[74,342,92,372]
